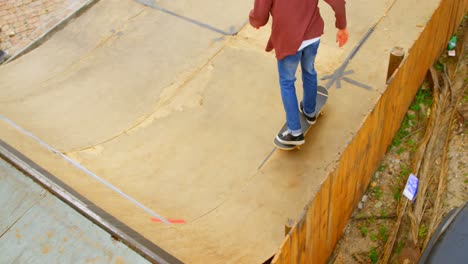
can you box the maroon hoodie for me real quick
[249,0,347,60]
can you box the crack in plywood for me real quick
[64,41,229,155]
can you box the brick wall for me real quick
[0,0,89,57]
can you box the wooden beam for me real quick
[285,218,295,236]
[386,47,405,83]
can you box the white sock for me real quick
[290,130,302,137]
[304,111,315,118]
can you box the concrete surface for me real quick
[0,158,150,264]
[0,0,441,263]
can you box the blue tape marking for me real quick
[135,0,248,36]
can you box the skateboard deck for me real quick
[274,86,328,150]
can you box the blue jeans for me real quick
[277,41,320,134]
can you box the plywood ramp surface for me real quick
[0,0,458,263]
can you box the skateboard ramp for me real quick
[1,0,463,263]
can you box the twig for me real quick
[401,127,425,142]
[352,253,367,264]
[380,199,408,263]
[352,214,397,221]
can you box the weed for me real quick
[407,138,416,147]
[407,113,417,120]
[396,240,405,255]
[359,225,369,237]
[419,224,428,240]
[463,93,468,104]
[373,187,383,200]
[377,164,387,172]
[400,164,412,178]
[369,247,379,264]
[378,226,389,243]
[370,233,377,242]
[410,88,433,112]
[397,146,406,155]
[380,208,388,218]
[393,187,402,201]
[391,114,413,149]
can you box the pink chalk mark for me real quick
[151,218,186,224]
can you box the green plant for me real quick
[407,138,416,147]
[407,113,417,121]
[368,215,376,225]
[397,146,406,155]
[391,115,412,149]
[373,187,383,200]
[410,88,433,112]
[378,225,389,243]
[393,186,402,201]
[463,93,468,104]
[359,225,369,237]
[377,164,387,172]
[400,164,412,178]
[369,247,379,264]
[419,224,428,240]
[380,208,388,218]
[396,240,405,255]
[370,233,377,242]
[390,85,433,152]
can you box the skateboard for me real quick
[274,86,328,150]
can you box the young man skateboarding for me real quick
[249,0,349,146]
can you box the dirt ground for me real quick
[329,22,467,264]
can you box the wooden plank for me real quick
[319,177,331,263]
[289,223,299,264]
[281,235,291,263]
[297,219,307,264]
[307,187,322,264]
[0,158,46,236]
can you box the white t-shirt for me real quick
[298,37,321,51]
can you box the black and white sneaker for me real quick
[300,101,317,125]
[276,130,305,145]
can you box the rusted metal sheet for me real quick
[0,158,150,264]
[0,159,46,235]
